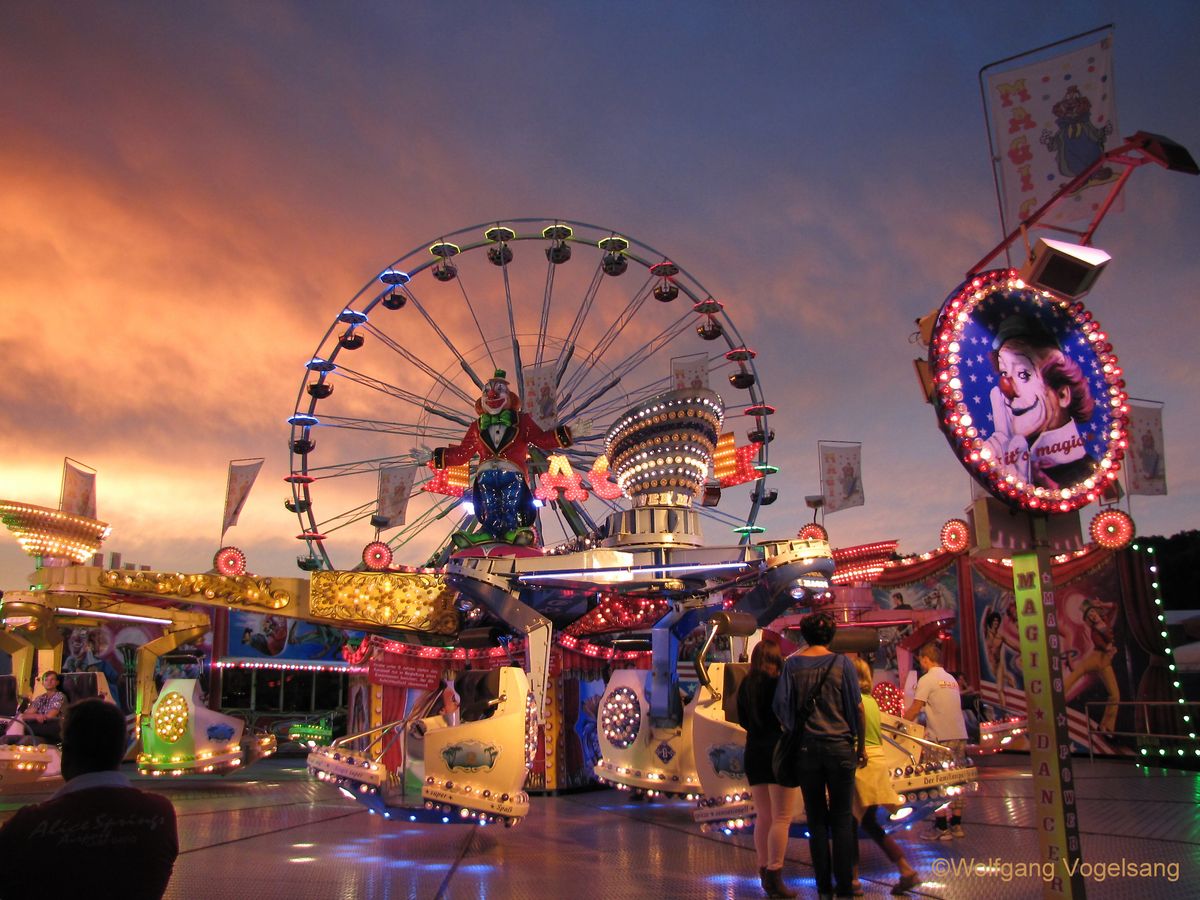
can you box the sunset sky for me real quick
[2,1,1198,589]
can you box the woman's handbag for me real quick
[772,655,837,787]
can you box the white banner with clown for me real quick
[377,464,417,526]
[671,352,709,392]
[818,441,864,513]
[523,363,560,431]
[60,458,97,519]
[984,33,1118,229]
[1125,403,1167,496]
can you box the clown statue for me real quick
[431,369,583,547]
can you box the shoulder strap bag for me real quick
[772,655,838,787]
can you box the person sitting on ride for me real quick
[430,369,582,546]
[5,671,67,742]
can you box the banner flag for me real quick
[818,442,864,513]
[376,465,417,527]
[1126,403,1167,495]
[222,458,264,538]
[523,363,560,431]
[671,352,710,392]
[60,458,97,519]
[984,32,1118,229]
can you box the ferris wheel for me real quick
[286,217,775,572]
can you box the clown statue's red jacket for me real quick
[433,412,572,472]
[431,365,575,479]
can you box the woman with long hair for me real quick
[737,639,797,898]
[851,657,919,895]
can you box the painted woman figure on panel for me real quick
[1064,597,1120,733]
[981,593,1022,708]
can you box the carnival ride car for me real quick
[972,712,1029,755]
[139,677,276,776]
[307,665,535,826]
[288,717,334,749]
[685,613,978,836]
[0,670,119,788]
[0,588,276,784]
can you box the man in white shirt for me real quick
[905,643,968,840]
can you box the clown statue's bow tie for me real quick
[481,409,517,429]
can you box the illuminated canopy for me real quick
[0,499,111,563]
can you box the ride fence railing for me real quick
[1084,700,1200,763]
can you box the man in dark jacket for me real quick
[0,699,178,899]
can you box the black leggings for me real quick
[861,805,887,843]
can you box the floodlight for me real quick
[1019,238,1111,299]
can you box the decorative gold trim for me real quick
[309,570,458,635]
[98,570,292,611]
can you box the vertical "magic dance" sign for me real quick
[1013,548,1087,899]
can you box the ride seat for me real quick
[0,675,17,717]
[62,672,100,704]
[454,669,503,723]
[722,663,749,725]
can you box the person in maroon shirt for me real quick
[0,699,178,900]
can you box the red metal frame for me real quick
[968,131,1193,278]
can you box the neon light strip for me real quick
[55,607,175,625]
[516,561,752,582]
[215,660,366,674]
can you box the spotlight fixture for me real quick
[1018,237,1111,300]
[1129,130,1199,175]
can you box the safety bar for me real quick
[881,731,919,765]
[694,612,758,698]
[880,722,954,755]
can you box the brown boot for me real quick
[763,868,797,898]
[759,868,770,894]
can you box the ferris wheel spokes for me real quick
[289,218,769,570]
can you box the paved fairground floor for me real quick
[2,755,1196,899]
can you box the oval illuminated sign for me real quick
[928,269,1127,513]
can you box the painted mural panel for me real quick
[872,565,960,698]
[59,608,213,713]
[230,610,364,662]
[973,554,1143,754]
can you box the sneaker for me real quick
[921,826,953,841]
[951,824,966,838]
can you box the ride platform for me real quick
[1,755,1194,898]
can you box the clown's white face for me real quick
[481,380,510,414]
[996,345,1069,438]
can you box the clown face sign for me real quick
[927,269,1128,514]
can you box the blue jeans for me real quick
[798,737,858,896]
